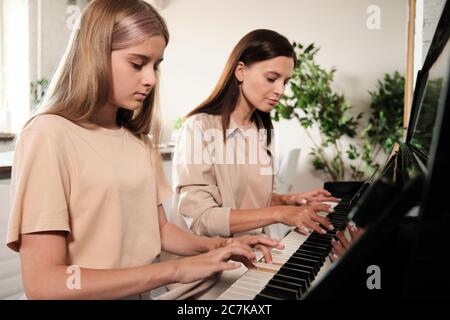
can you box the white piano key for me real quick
[226,285,259,297]
[254,262,281,272]
[214,228,334,300]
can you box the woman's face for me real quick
[236,56,294,113]
[110,35,166,111]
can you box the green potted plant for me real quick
[272,42,364,185]
[169,117,184,146]
[361,71,404,172]
[30,78,49,112]
[272,42,404,196]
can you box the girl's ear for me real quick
[234,61,245,83]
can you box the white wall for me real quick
[2,0,30,133]
[414,0,446,85]
[156,0,408,191]
[29,0,89,87]
[1,0,89,133]
[6,0,409,192]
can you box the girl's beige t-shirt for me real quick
[6,114,172,269]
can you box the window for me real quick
[0,0,30,134]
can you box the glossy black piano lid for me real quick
[420,28,450,219]
[403,6,450,298]
[406,0,450,167]
[304,1,450,299]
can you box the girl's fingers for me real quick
[255,244,273,264]
[227,241,256,257]
[247,235,284,250]
[216,262,241,272]
[221,244,256,262]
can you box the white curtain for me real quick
[1,0,30,134]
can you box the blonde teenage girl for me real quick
[6,1,282,300]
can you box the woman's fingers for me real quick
[329,249,339,262]
[348,224,363,240]
[310,213,334,231]
[310,203,333,213]
[296,226,311,234]
[303,219,327,235]
[309,195,341,203]
[295,197,308,205]
[335,231,350,249]
[331,238,345,256]
[314,188,332,197]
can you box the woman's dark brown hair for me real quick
[186,29,296,146]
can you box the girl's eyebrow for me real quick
[127,54,164,64]
[128,53,150,62]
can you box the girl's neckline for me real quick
[85,121,126,136]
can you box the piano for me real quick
[200,1,450,300]
[213,197,353,300]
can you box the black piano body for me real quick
[251,1,450,300]
[305,1,450,299]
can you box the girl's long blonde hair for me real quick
[31,0,169,144]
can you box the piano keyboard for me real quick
[216,199,353,300]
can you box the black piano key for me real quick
[288,256,320,274]
[309,232,334,240]
[333,208,350,214]
[330,214,347,221]
[305,236,332,247]
[292,251,323,265]
[284,261,316,277]
[268,278,304,297]
[259,286,293,300]
[329,216,346,223]
[296,249,325,263]
[302,240,330,252]
[254,293,282,300]
[264,284,299,300]
[300,245,328,259]
[273,273,308,288]
[277,266,311,286]
[329,217,347,224]
[260,285,297,300]
[304,242,331,252]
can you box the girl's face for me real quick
[110,35,166,111]
[235,56,294,113]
